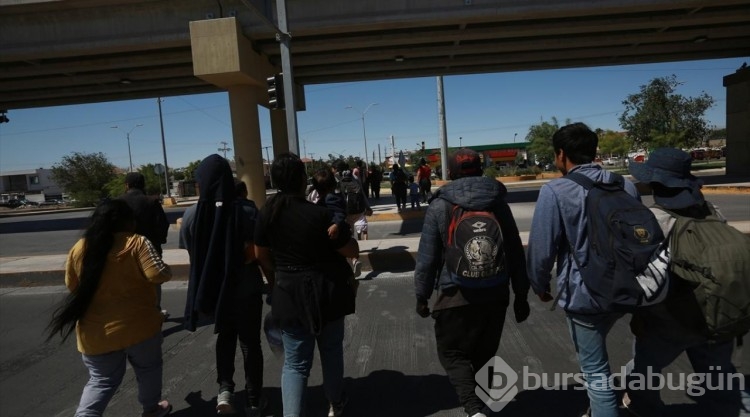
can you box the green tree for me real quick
[598,130,632,158]
[51,152,116,207]
[525,117,566,166]
[619,75,714,149]
[103,165,165,198]
[183,160,202,181]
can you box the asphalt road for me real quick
[3,274,747,417]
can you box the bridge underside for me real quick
[1,0,749,110]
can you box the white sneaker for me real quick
[216,390,234,414]
[470,413,487,417]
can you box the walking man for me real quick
[118,172,169,316]
[526,122,639,417]
[414,149,530,417]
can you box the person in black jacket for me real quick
[413,149,530,417]
[118,172,169,315]
[255,153,359,417]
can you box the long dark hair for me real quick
[47,200,135,342]
[266,152,307,226]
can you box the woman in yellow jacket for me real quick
[47,199,173,417]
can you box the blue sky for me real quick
[0,57,746,173]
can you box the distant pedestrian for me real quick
[408,174,420,210]
[368,165,382,199]
[255,153,359,417]
[47,199,172,417]
[118,172,169,318]
[339,169,373,241]
[416,158,432,203]
[389,163,408,212]
[312,168,363,278]
[353,159,370,199]
[414,149,530,417]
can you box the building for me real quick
[422,142,530,167]
[0,169,64,203]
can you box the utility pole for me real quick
[157,98,170,197]
[437,76,449,180]
[262,145,273,188]
[218,141,232,159]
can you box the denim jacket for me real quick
[526,163,640,314]
[413,176,529,302]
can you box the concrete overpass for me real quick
[1,0,749,204]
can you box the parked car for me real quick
[690,149,706,160]
[39,199,62,206]
[603,157,620,166]
[0,199,23,208]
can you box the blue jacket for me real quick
[414,176,529,302]
[526,163,640,314]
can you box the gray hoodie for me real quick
[413,176,529,307]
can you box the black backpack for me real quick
[339,178,364,215]
[566,172,665,312]
[444,205,508,288]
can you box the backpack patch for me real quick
[445,205,508,288]
[666,205,750,341]
[566,172,665,312]
[340,179,363,215]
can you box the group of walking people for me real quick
[415,122,749,417]
[47,123,748,417]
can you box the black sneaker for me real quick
[245,395,267,417]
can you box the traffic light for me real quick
[266,73,285,110]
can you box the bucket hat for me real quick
[628,147,704,209]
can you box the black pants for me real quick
[434,296,509,415]
[216,292,264,406]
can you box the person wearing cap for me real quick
[624,147,748,417]
[414,148,530,417]
[118,172,169,317]
[526,122,640,417]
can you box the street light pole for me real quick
[346,103,378,164]
[111,124,143,172]
[513,133,518,143]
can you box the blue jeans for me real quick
[76,333,163,417]
[281,318,345,417]
[628,334,745,417]
[567,312,623,417]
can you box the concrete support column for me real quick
[270,109,290,156]
[723,67,750,177]
[227,85,267,206]
[190,17,280,205]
